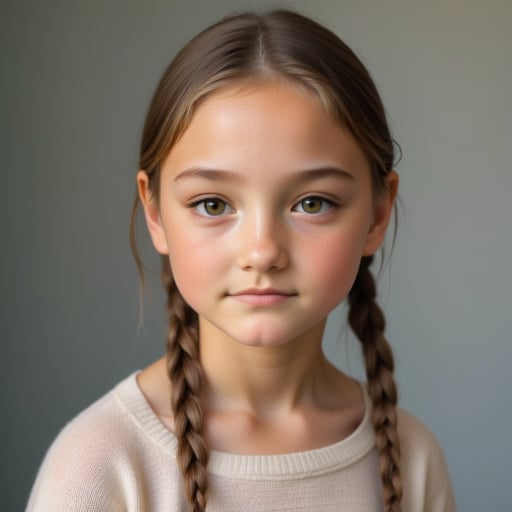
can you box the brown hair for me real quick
[132,9,401,512]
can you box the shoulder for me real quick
[397,408,457,512]
[42,374,151,462]
[26,373,180,511]
[397,407,442,455]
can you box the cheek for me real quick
[312,244,360,292]
[305,227,369,304]
[165,228,225,301]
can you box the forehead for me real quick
[192,79,333,135]
[164,81,370,183]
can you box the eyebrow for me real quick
[174,167,244,183]
[173,166,355,183]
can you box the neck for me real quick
[198,318,338,418]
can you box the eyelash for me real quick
[292,196,336,215]
[187,195,337,218]
[187,196,234,217]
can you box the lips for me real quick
[229,288,296,306]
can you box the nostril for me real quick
[237,241,288,273]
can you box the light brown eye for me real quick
[292,196,335,215]
[301,197,322,213]
[204,198,227,216]
[298,196,333,214]
[190,197,233,217]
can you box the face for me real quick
[139,81,397,349]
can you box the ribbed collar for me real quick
[115,372,375,481]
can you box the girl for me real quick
[27,9,456,512]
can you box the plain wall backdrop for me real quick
[2,0,511,510]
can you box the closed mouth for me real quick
[230,288,296,297]
[228,288,297,306]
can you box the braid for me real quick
[348,255,402,512]
[162,256,209,512]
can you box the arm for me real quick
[398,408,457,512]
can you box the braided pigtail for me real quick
[162,257,208,512]
[348,255,402,512]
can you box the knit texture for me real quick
[27,373,456,511]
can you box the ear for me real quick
[363,171,399,256]
[136,170,169,255]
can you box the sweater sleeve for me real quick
[26,447,120,512]
[398,408,457,512]
[423,429,457,512]
[26,394,136,512]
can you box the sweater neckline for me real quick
[115,372,376,480]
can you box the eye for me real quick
[190,197,234,217]
[293,196,333,215]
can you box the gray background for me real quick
[2,0,511,510]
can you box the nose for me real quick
[236,212,289,273]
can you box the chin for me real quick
[227,322,319,349]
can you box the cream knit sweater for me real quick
[27,373,456,511]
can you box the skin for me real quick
[137,81,398,454]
